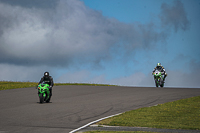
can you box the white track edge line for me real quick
[69,112,123,133]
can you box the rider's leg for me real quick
[50,89,52,96]
[49,87,52,96]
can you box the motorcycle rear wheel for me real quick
[160,83,164,87]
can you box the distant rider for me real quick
[152,63,167,81]
[38,72,54,96]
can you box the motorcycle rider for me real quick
[152,63,167,81]
[38,72,54,96]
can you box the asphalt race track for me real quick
[0,85,200,133]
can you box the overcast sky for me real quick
[0,0,199,88]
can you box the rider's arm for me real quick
[38,77,44,85]
[152,67,156,74]
[162,67,165,72]
[161,67,166,75]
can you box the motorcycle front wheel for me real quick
[155,80,158,87]
[39,93,44,103]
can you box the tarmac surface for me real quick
[0,85,200,133]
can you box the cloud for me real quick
[164,60,200,88]
[0,64,48,82]
[0,0,167,68]
[55,66,200,88]
[0,0,57,9]
[55,70,93,83]
[160,0,190,32]
[109,72,154,87]
[0,0,195,88]
[55,70,154,86]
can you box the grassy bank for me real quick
[0,81,38,90]
[84,131,156,133]
[96,96,200,130]
[0,81,114,91]
[54,83,115,86]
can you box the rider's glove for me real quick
[161,72,165,75]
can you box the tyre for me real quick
[156,84,158,87]
[39,93,44,103]
[160,79,164,87]
[160,83,164,87]
[155,80,158,87]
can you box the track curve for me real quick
[0,85,199,133]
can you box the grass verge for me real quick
[84,131,158,133]
[0,81,114,91]
[0,81,38,90]
[54,83,115,86]
[96,96,200,130]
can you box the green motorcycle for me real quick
[37,83,51,103]
[153,70,164,87]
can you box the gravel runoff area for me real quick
[78,125,200,133]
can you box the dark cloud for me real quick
[0,0,167,68]
[160,0,190,32]
[0,0,195,87]
[0,0,57,9]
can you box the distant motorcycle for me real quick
[37,82,51,103]
[153,70,164,87]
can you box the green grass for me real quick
[97,96,200,130]
[54,83,115,86]
[0,81,115,91]
[0,81,38,90]
[84,131,158,133]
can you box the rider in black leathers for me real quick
[152,63,167,81]
[38,72,54,96]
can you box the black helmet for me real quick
[44,72,49,78]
